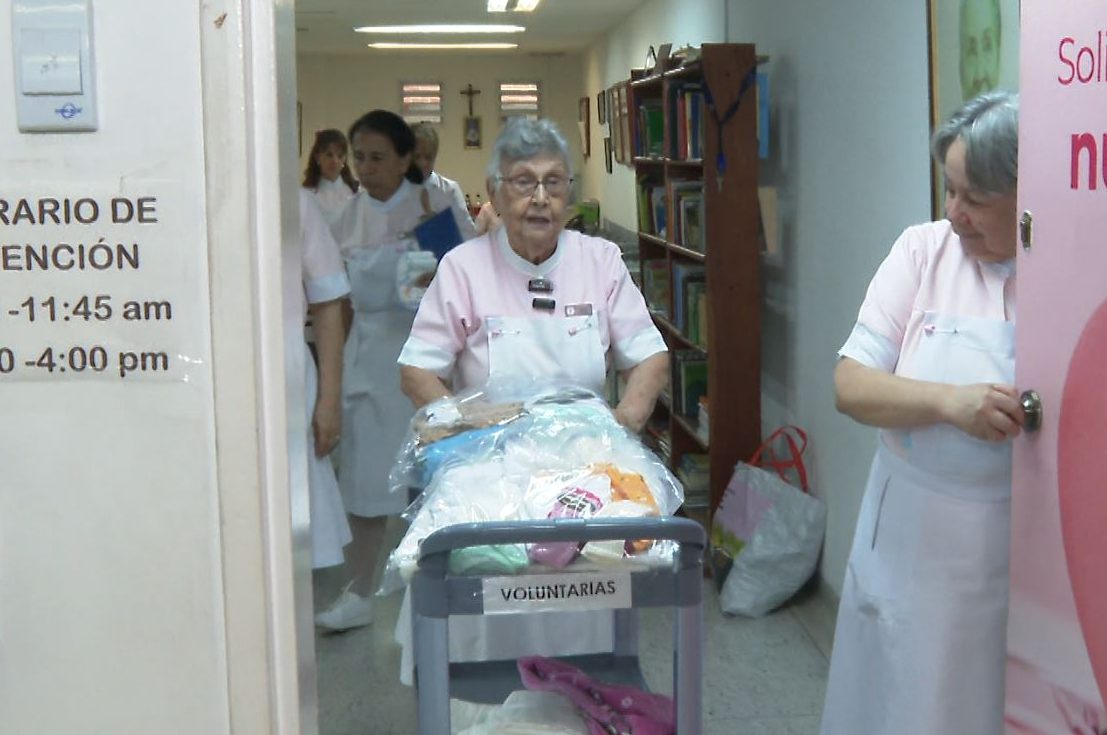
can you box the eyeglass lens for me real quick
[506,176,571,196]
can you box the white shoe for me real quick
[315,583,374,631]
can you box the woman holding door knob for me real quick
[821,90,1024,735]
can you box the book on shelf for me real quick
[667,181,701,250]
[671,262,705,333]
[635,178,653,233]
[649,186,667,238]
[676,188,705,253]
[697,396,710,444]
[636,178,669,238]
[671,349,707,417]
[641,259,671,318]
[637,102,665,157]
[667,82,705,160]
[684,280,709,347]
[677,453,710,508]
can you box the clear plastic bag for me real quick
[381,381,685,593]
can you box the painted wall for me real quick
[581,0,933,596]
[295,52,584,202]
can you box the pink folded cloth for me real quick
[517,656,675,735]
[528,487,604,568]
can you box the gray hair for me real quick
[411,121,439,150]
[486,117,573,192]
[931,89,1018,196]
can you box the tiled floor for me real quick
[312,521,833,735]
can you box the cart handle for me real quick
[417,516,705,561]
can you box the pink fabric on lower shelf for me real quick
[517,655,675,735]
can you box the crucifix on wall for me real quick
[461,83,482,150]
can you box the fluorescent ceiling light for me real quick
[487,0,542,10]
[355,24,524,34]
[369,42,519,50]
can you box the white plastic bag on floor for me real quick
[456,691,589,734]
[715,426,826,617]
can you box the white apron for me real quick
[396,306,616,684]
[305,346,353,569]
[820,312,1014,735]
[338,240,417,518]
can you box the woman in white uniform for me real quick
[820,91,1023,734]
[301,128,358,224]
[397,117,669,680]
[315,109,475,631]
[298,189,352,569]
[411,122,475,232]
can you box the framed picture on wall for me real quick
[927,0,1020,217]
[604,136,613,174]
[578,97,591,158]
[596,90,606,125]
[464,116,482,150]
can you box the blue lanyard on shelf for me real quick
[702,65,758,191]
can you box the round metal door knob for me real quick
[1021,389,1043,433]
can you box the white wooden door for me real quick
[1005,1,1107,730]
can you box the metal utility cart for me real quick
[411,516,705,734]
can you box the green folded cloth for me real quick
[448,544,530,576]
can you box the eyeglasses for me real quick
[496,174,574,198]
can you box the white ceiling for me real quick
[294,0,649,55]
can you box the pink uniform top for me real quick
[398,227,667,391]
[839,220,1016,375]
[840,220,1017,459]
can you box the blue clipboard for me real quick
[413,208,464,261]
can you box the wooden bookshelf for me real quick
[630,43,762,515]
